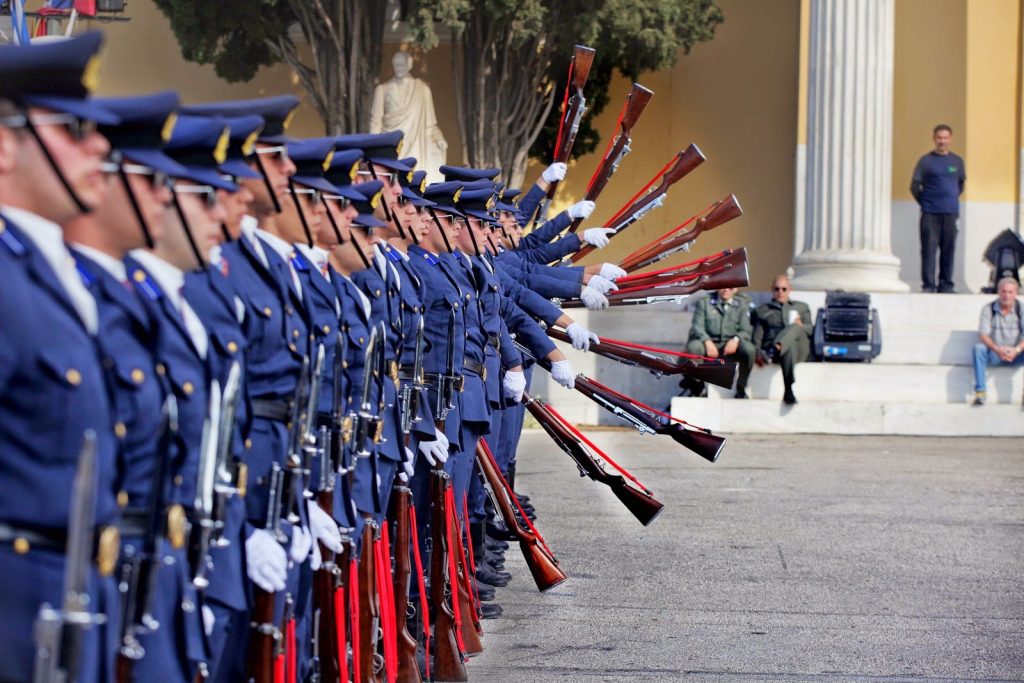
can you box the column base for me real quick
[791,249,910,292]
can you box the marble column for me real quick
[791,0,909,292]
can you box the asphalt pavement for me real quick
[465,431,1024,682]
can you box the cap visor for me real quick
[23,95,119,125]
[175,165,238,192]
[354,213,387,228]
[292,175,339,195]
[119,148,189,177]
[370,157,413,173]
[220,159,261,179]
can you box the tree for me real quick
[151,0,390,134]
[409,0,724,187]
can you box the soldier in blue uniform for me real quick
[0,33,122,683]
[64,90,207,683]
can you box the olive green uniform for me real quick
[752,299,813,392]
[686,293,755,394]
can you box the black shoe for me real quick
[487,556,506,572]
[514,493,530,504]
[922,285,937,293]
[479,602,503,619]
[783,388,797,405]
[474,581,496,601]
[486,522,518,542]
[938,287,955,294]
[486,538,509,552]
[476,565,511,587]
[734,389,748,399]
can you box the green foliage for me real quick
[151,0,294,83]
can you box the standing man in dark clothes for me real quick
[911,124,966,293]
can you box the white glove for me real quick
[550,360,576,389]
[580,285,609,311]
[599,263,627,281]
[418,428,449,466]
[587,274,617,294]
[289,524,313,565]
[245,529,288,592]
[202,604,216,636]
[542,162,567,184]
[581,226,611,248]
[398,447,415,483]
[308,503,342,554]
[310,539,323,571]
[565,322,600,352]
[568,200,596,220]
[502,369,526,402]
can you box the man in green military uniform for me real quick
[686,286,755,398]
[753,274,813,405]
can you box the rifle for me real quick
[567,83,654,234]
[475,440,567,592]
[545,327,738,388]
[527,353,726,463]
[561,254,749,308]
[190,380,222,591]
[570,144,706,263]
[529,44,597,226]
[615,247,748,290]
[358,519,384,683]
[388,486,421,683]
[619,194,744,272]
[246,461,284,683]
[523,393,664,526]
[115,399,178,683]
[212,361,246,541]
[400,317,426,435]
[350,327,380,459]
[32,431,105,683]
[428,465,466,682]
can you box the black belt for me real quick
[398,365,418,382]
[252,397,293,423]
[120,505,190,549]
[0,520,121,576]
[463,359,487,380]
[487,334,500,351]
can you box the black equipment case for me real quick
[812,291,881,362]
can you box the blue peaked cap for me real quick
[180,95,299,143]
[164,115,237,192]
[93,91,188,178]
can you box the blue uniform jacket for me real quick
[442,251,491,431]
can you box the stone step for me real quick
[708,363,1022,404]
[670,396,1024,437]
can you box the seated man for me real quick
[686,286,755,398]
[753,274,812,405]
[972,276,1024,405]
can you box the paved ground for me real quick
[466,431,1024,682]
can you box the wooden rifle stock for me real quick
[571,144,706,263]
[620,194,744,272]
[531,44,597,226]
[568,83,655,234]
[474,441,567,592]
[389,486,422,683]
[545,328,738,388]
[312,490,340,682]
[358,521,383,683]
[562,259,749,308]
[247,588,277,683]
[428,458,467,682]
[618,247,748,290]
[523,393,664,526]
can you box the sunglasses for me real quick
[100,161,170,190]
[254,145,290,164]
[357,169,398,187]
[173,183,219,208]
[773,286,789,292]
[287,186,322,205]
[1,112,98,141]
[322,194,352,209]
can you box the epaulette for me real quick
[73,256,96,288]
[383,244,403,263]
[0,217,27,257]
[419,251,439,266]
[290,252,309,272]
[129,267,162,301]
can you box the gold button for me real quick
[465,294,471,301]
[358,337,364,344]
[227,341,238,354]
[0,218,5,233]
[114,422,127,438]
[12,537,29,554]
[375,289,381,296]
[133,270,146,283]
[308,334,315,342]
[173,474,183,486]
[342,361,348,369]
[288,343,297,353]
[156,363,166,376]
[263,307,273,316]
[131,368,145,384]
[182,381,194,395]
[286,306,294,315]
[244,438,252,449]
[454,303,459,309]
[117,490,129,508]
[65,368,82,386]
[322,325,331,334]
[293,329,299,338]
